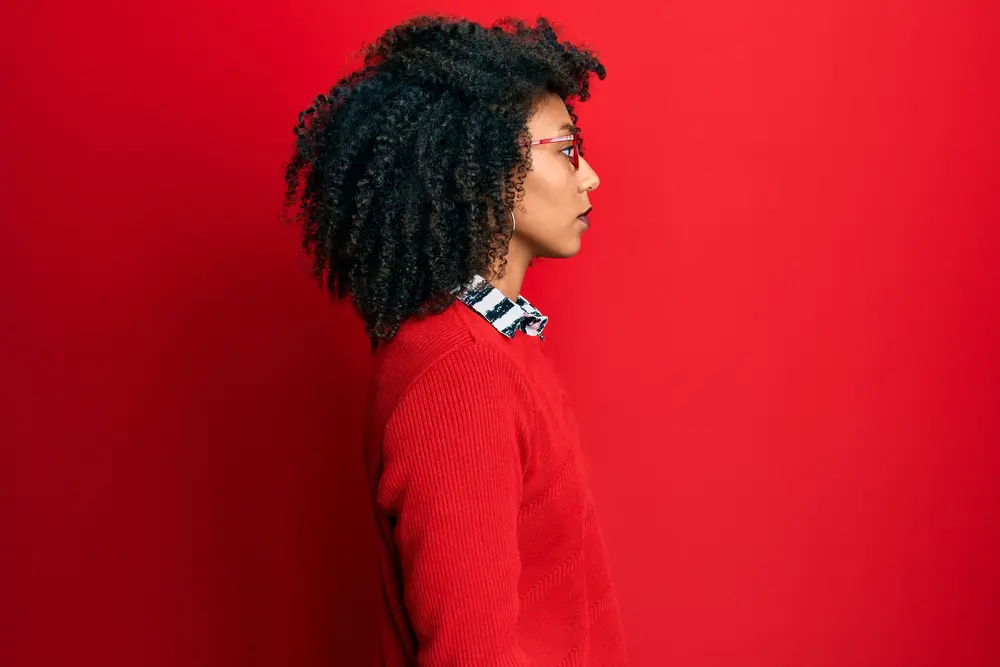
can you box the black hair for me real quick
[280,14,606,351]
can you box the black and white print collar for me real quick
[452,273,549,340]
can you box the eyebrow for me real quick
[559,123,581,134]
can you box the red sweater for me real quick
[362,297,628,666]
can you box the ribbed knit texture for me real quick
[362,298,628,666]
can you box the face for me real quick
[512,91,601,259]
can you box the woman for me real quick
[282,14,627,666]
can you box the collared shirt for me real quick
[452,273,549,341]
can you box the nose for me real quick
[578,155,600,193]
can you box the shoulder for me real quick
[378,341,538,483]
[367,301,534,426]
[372,301,473,400]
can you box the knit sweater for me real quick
[362,288,628,667]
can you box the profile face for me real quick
[515,92,601,259]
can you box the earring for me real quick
[510,209,516,233]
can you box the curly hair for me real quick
[280,14,606,351]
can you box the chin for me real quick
[538,241,581,259]
[561,236,584,257]
[527,232,583,260]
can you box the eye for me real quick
[560,144,577,160]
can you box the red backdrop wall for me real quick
[5,0,999,665]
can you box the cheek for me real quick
[522,159,574,208]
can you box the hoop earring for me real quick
[510,209,516,233]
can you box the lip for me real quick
[578,206,593,227]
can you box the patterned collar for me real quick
[452,273,549,340]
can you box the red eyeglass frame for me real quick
[519,134,581,169]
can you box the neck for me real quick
[484,235,533,303]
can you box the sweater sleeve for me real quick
[377,344,532,667]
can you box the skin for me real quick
[484,91,601,302]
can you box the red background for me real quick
[5,1,999,665]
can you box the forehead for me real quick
[527,92,573,137]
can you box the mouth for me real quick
[577,206,593,227]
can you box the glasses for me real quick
[520,134,580,170]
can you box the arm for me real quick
[377,344,532,667]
